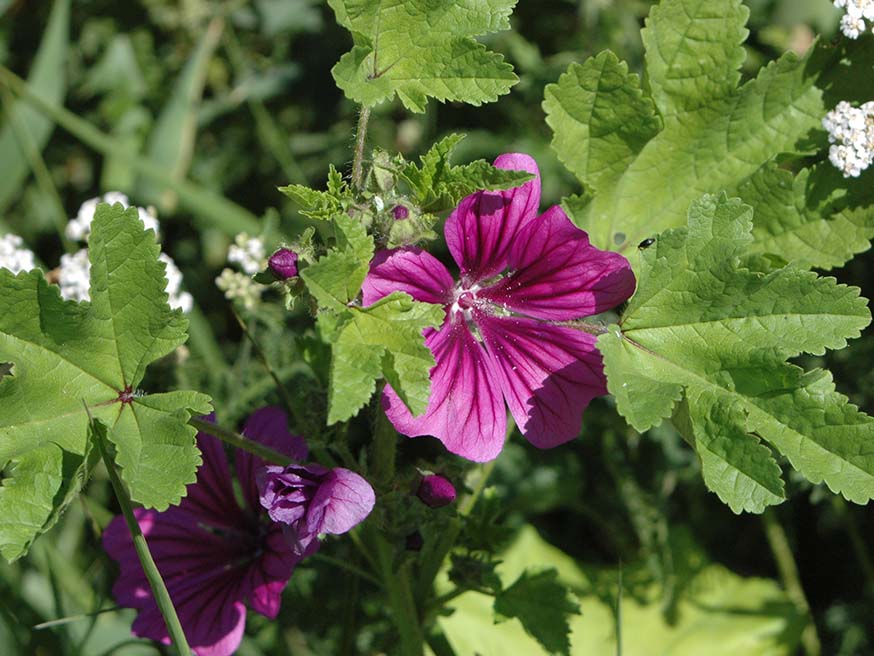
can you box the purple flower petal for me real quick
[308,468,375,535]
[444,153,540,284]
[382,318,506,461]
[362,247,454,306]
[237,406,308,511]
[480,206,636,320]
[476,314,607,449]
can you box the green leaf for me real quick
[400,133,534,212]
[279,165,355,220]
[300,214,374,311]
[597,194,872,513]
[439,526,805,655]
[137,18,224,209]
[547,0,831,252]
[0,203,211,560]
[0,0,69,213]
[328,0,519,112]
[325,292,443,424]
[543,51,661,193]
[494,568,580,656]
[642,0,749,117]
[738,163,874,270]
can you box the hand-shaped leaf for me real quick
[598,194,873,513]
[0,203,211,561]
[329,0,518,112]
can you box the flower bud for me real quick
[392,205,410,220]
[268,248,299,279]
[405,531,424,551]
[416,474,456,508]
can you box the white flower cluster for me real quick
[56,193,192,311]
[834,0,874,38]
[66,192,160,242]
[823,101,874,178]
[227,233,267,275]
[0,233,36,274]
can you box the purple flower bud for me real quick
[268,248,298,279]
[405,531,424,551]
[392,205,410,220]
[416,474,456,508]
[258,464,375,555]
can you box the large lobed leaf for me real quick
[597,194,873,514]
[328,0,519,112]
[0,203,210,561]
[545,0,837,255]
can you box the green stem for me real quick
[831,496,874,596]
[188,417,291,466]
[0,65,260,236]
[762,510,821,656]
[375,532,424,655]
[95,427,191,655]
[370,405,397,487]
[351,106,371,189]
[310,553,381,587]
[33,607,121,630]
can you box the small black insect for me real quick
[638,238,656,249]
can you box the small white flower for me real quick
[159,253,194,314]
[0,234,37,274]
[58,249,91,302]
[373,195,385,212]
[216,267,264,310]
[227,233,266,275]
[66,192,160,242]
[834,0,874,37]
[823,100,874,178]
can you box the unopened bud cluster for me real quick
[834,0,874,38]
[823,101,874,178]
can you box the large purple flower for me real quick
[103,407,310,656]
[362,154,635,462]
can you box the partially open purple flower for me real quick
[268,247,298,279]
[417,474,456,508]
[363,153,636,462]
[103,407,309,656]
[258,464,375,555]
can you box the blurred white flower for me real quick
[0,233,36,274]
[227,233,266,275]
[58,249,91,302]
[823,100,874,178]
[159,253,194,313]
[216,268,264,310]
[66,192,160,242]
[834,0,874,38]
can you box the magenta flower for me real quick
[258,463,375,556]
[362,153,635,462]
[103,407,309,656]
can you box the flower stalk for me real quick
[93,420,192,656]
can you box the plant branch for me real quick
[188,417,291,466]
[352,106,371,189]
[762,510,821,656]
[93,418,191,656]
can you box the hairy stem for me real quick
[95,424,191,656]
[352,106,371,189]
[375,533,424,655]
[762,510,821,656]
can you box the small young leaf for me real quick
[400,134,534,212]
[0,203,211,560]
[279,165,354,221]
[598,194,873,513]
[328,0,518,112]
[325,292,443,424]
[493,568,581,656]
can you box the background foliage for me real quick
[1,0,873,654]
